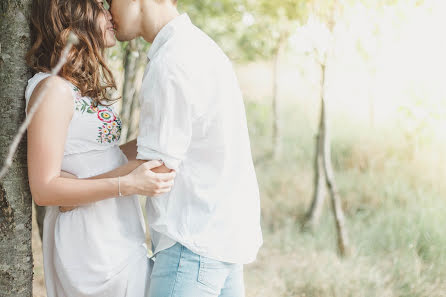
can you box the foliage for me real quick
[180,0,308,61]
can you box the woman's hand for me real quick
[121,160,176,197]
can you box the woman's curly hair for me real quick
[26,0,118,106]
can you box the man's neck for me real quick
[141,4,180,43]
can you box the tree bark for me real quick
[0,0,34,296]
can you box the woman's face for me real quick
[109,0,142,42]
[97,0,116,48]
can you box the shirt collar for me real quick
[147,13,191,61]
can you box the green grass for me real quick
[244,100,446,297]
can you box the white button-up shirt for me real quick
[137,14,262,264]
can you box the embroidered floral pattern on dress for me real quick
[97,118,122,144]
[97,109,116,123]
[72,86,122,144]
[73,86,98,114]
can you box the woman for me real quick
[25,0,173,296]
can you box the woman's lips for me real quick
[106,24,115,33]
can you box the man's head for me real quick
[109,0,179,43]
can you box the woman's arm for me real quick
[59,160,174,212]
[27,77,174,207]
[88,159,174,180]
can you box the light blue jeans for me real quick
[148,243,245,297]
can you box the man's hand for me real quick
[59,206,77,212]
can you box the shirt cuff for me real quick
[136,147,182,171]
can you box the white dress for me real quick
[25,72,150,297]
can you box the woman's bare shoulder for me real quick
[28,75,74,114]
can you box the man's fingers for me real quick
[155,188,171,195]
[59,206,76,213]
[164,180,175,187]
[156,171,176,182]
[150,185,174,196]
[158,181,174,190]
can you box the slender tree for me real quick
[271,34,287,160]
[246,0,306,159]
[303,0,350,256]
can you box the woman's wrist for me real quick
[118,175,133,197]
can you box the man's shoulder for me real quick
[150,50,187,78]
[150,24,231,78]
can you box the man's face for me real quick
[109,0,141,41]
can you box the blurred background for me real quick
[33,0,446,296]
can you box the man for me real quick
[110,0,263,296]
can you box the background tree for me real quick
[301,0,350,256]
[119,39,148,143]
[247,0,307,159]
[0,0,33,296]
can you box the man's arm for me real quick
[137,63,193,172]
[120,139,138,161]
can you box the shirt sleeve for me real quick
[136,63,193,171]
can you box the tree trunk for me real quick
[319,64,350,257]
[0,0,34,296]
[126,46,147,141]
[127,83,141,140]
[271,36,286,160]
[120,40,140,143]
[304,66,327,230]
